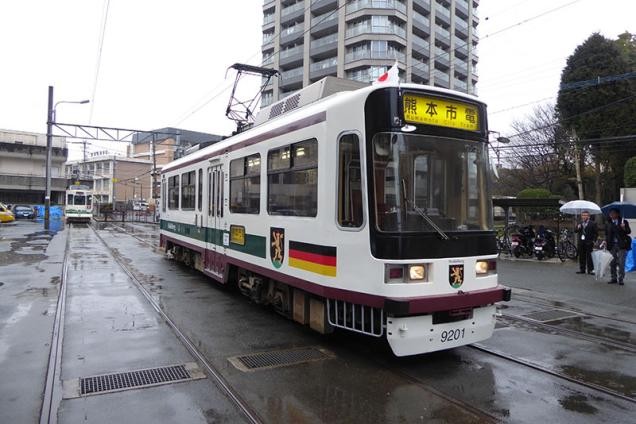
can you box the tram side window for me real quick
[168,175,179,210]
[181,171,196,210]
[337,134,363,228]
[230,154,261,214]
[197,169,203,212]
[161,180,166,212]
[268,139,318,217]
[67,194,73,205]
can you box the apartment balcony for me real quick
[281,2,306,24]
[434,3,451,26]
[411,62,430,81]
[310,11,338,37]
[263,0,275,10]
[280,22,305,46]
[433,71,450,88]
[455,17,469,39]
[453,78,468,92]
[309,57,338,79]
[412,12,430,37]
[262,55,275,67]
[345,49,406,64]
[263,13,275,26]
[411,34,430,56]
[455,42,469,60]
[310,0,338,15]
[310,33,338,59]
[279,45,304,67]
[434,47,450,70]
[346,23,406,39]
[346,0,407,15]
[454,59,468,77]
[280,67,304,89]
[455,0,469,19]
[262,32,275,47]
[413,0,431,15]
[435,27,451,48]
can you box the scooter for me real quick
[511,225,535,258]
[534,227,556,260]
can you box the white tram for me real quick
[159,77,510,356]
[65,185,93,223]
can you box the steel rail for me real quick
[40,224,71,424]
[470,344,636,404]
[88,223,262,424]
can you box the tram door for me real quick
[206,164,225,278]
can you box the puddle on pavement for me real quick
[551,316,634,345]
[560,365,636,397]
[558,393,599,414]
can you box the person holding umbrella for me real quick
[603,208,632,285]
[575,210,597,274]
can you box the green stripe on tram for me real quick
[161,220,266,258]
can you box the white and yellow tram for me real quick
[65,185,93,223]
[159,78,510,356]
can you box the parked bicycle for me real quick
[556,229,577,262]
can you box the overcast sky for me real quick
[0,0,633,159]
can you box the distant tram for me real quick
[159,77,511,356]
[65,185,93,223]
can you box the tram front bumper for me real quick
[386,305,497,356]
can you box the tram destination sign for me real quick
[402,94,480,132]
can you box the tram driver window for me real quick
[229,154,261,214]
[181,171,196,210]
[168,175,179,210]
[268,139,318,217]
[337,134,363,228]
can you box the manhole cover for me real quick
[63,362,204,398]
[522,309,582,323]
[229,347,333,372]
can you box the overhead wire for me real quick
[89,0,111,124]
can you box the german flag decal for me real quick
[288,241,337,277]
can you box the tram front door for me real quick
[205,163,225,279]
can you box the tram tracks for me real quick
[96,222,636,418]
[87,223,263,424]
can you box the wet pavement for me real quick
[2,220,636,423]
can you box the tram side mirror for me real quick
[374,134,399,158]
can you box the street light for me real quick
[488,130,510,169]
[45,86,90,229]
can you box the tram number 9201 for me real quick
[440,328,465,343]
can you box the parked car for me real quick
[13,204,35,219]
[0,202,15,223]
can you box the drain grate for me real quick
[229,347,333,372]
[522,309,582,323]
[63,362,204,398]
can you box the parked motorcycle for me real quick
[534,226,556,260]
[511,225,535,258]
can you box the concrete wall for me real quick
[112,160,152,203]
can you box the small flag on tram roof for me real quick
[373,61,400,85]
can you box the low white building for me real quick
[0,129,67,204]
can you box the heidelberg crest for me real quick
[270,227,285,269]
[449,264,464,288]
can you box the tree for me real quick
[500,104,575,197]
[556,33,636,202]
[615,31,636,70]
[625,156,636,187]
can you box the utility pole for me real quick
[151,133,158,200]
[572,128,584,200]
[45,86,54,230]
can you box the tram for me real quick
[65,185,93,223]
[159,77,511,356]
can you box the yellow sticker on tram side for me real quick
[403,94,480,131]
[230,225,245,246]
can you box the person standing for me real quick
[575,210,597,274]
[605,208,632,285]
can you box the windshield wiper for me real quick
[401,178,450,240]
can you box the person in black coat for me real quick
[575,210,598,274]
[604,208,632,285]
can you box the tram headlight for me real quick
[408,265,426,281]
[476,260,496,275]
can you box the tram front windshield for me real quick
[67,194,92,207]
[372,132,492,233]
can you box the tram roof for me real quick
[162,80,484,174]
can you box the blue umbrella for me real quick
[601,201,636,218]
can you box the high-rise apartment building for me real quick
[261,0,479,107]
